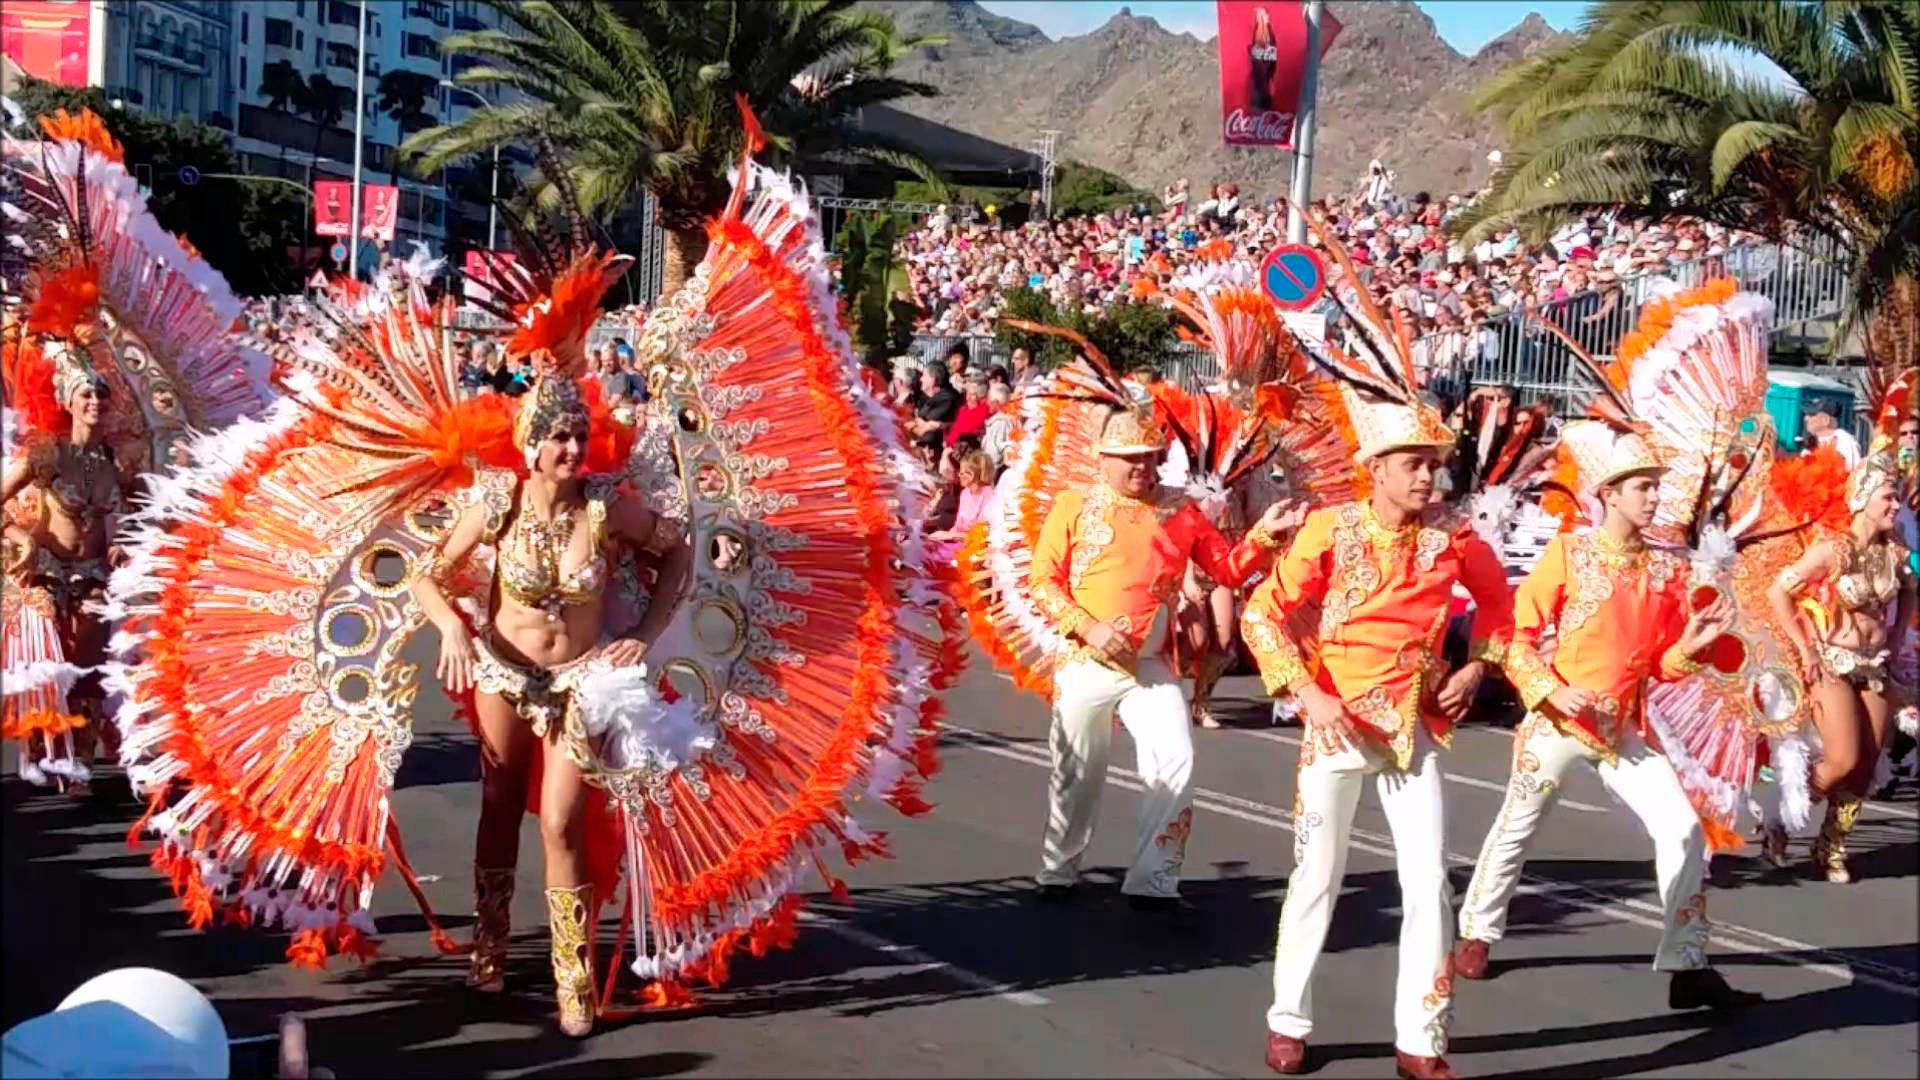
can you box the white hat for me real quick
[2,969,230,1079]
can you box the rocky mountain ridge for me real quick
[860,1,1570,199]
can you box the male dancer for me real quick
[1240,394,1513,1080]
[1453,422,1763,1010]
[1030,403,1292,908]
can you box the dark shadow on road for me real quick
[394,731,483,790]
[1457,982,1915,1079]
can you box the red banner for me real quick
[312,180,400,242]
[1215,1,1340,149]
[313,180,353,237]
[359,183,399,243]
[2,0,94,88]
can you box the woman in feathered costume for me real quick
[2,106,273,792]
[1764,368,1917,882]
[105,106,958,1037]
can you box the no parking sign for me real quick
[1259,244,1326,311]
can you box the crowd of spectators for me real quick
[890,159,1766,381]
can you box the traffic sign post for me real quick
[177,165,200,186]
[1259,244,1326,311]
[329,242,348,265]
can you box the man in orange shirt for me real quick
[1240,392,1513,1080]
[1030,403,1292,908]
[1454,421,1762,1009]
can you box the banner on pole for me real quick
[313,180,400,241]
[1215,1,1340,149]
[314,180,353,237]
[359,183,399,243]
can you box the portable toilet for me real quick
[1764,370,1857,452]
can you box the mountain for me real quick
[859,1,1570,200]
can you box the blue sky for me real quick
[975,1,1594,54]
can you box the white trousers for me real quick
[1267,728,1453,1058]
[1037,656,1195,898]
[1458,716,1709,971]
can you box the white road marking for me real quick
[1239,727,1614,814]
[986,670,1918,820]
[944,724,1920,1000]
[799,911,1052,1007]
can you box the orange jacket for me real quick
[1242,500,1514,766]
[1504,531,1704,759]
[1031,481,1279,668]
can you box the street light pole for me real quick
[1287,0,1323,244]
[441,80,499,251]
[348,0,368,278]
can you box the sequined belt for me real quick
[1819,642,1889,692]
[470,633,613,764]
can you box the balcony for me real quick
[407,1,450,27]
[134,33,209,72]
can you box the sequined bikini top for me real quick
[495,488,609,619]
[29,440,119,523]
[1831,536,1903,614]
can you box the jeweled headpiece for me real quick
[47,339,108,410]
[1847,446,1901,512]
[512,373,590,467]
[1338,384,1454,462]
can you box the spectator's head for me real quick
[988,383,1012,408]
[957,450,995,489]
[987,365,1010,388]
[963,375,987,403]
[469,338,493,365]
[1804,399,1839,435]
[944,346,969,376]
[1897,414,1918,456]
[919,365,947,397]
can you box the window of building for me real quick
[404,32,439,61]
[326,41,357,70]
[297,30,304,49]
[295,1,304,19]
[239,12,248,43]
[240,56,247,91]
[328,2,358,27]
[265,18,292,47]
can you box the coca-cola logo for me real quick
[1224,108,1293,142]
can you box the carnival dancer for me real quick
[2,106,273,793]
[1766,444,1916,882]
[1238,216,1513,1080]
[1029,393,1295,907]
[102,109,960,1034]
[1452,420,1762,1010]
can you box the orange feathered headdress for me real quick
[1770,443,1852,533]
[505,251,628,372]
[37,107,124,164]
[2,331,69,439]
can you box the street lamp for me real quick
[440,80,499,252]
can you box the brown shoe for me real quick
[1452,938,1490,980]
[1395,1051,1459,1080]
[1264,1032,1307,1074]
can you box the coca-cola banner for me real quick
[1216,1,1341,148]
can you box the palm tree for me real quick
[1453,0,1917,359]
[300,72,348,176]
[258,58,305,113]
[403,0,949,296]
[374,70,441,184]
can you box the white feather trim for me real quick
[576,665,715,775]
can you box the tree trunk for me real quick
[1862,273,1917,394]
[660,225,711,301]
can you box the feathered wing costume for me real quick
[950,263,1355,697]
[1,106,273,784]
[103,119,961,1001]
[1534,278,1818,842]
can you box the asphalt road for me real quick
[5,650,1917,1079]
